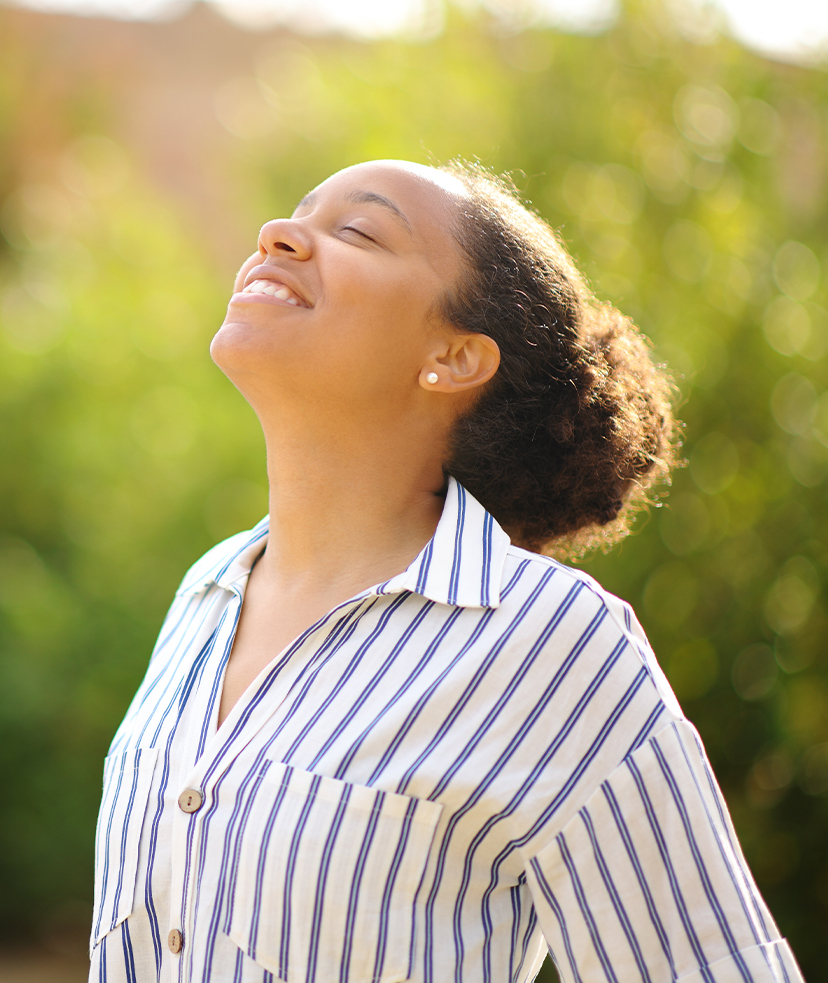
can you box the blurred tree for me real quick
[0,0,826,977]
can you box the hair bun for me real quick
[438,161,680,558]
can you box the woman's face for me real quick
[211,160,468,423]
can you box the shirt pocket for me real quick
[223,760,443,983]
[90,746,159,952]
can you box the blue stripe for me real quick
[278,772,323,975]
[93,757,127,942]
[677,728,775,952]
[481,510,493,605]
[143,745,172,977]
[448,484,466,605]
[516,905,539,983]
[415,538,435,594]
[651,738,755,983]
[120,919,136,983]
[307,783,352,983]
[579,809,653,982]
[250,772,298,968]
[559,832,618,981]
[627,754,716,983]
[232,942,245,983]
[107,751,147,939]
[203,759,277,978]
[220,760,275,934]
[100,934,107,983]
[373,796,418,981]
[528,858,586,983]
[602,782,676,977]
[339,796,384,982]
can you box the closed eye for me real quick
[341,225,377,243]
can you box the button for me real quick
[168,929,183,954]
[178,789,203,813]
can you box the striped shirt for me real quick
[89,477,803,983]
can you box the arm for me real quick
[524,719,803,983]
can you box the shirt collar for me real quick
[176,477,510,609]
[376,478,509,608]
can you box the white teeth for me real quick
[242,279,303,305]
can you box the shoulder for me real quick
[174,519,268,597]
[503,544,636,629]
[498,543,683,720]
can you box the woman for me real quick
[90,160,802,983]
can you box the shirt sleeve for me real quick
[523,719,804,983]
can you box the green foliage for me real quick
[1,2,826,977]
[0,140,268,943]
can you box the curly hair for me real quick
[437,161,680,558]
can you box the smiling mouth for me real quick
[241,279,306,306]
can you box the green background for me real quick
[0,0,826,977]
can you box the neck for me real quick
[255,406,449,598]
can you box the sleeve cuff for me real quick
[675,939,804,983]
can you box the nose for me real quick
[258,218,312,260]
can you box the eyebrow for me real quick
[295,189,413,236]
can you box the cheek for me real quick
[233,253,260,293]
[334,292,433,373]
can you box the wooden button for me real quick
[168,929,183,954]
[178,789,203,813]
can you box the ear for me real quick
[419,333,500,393]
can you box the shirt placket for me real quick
[167,587,244,983]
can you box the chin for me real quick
[210,320,299,410]
[210,320,236,369]
[210,320,265,378]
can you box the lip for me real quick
[238,265,312,308]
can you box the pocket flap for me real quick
[91,745,159,952]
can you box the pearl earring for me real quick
[426,372,439,385]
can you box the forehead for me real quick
[306,161,466,242]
